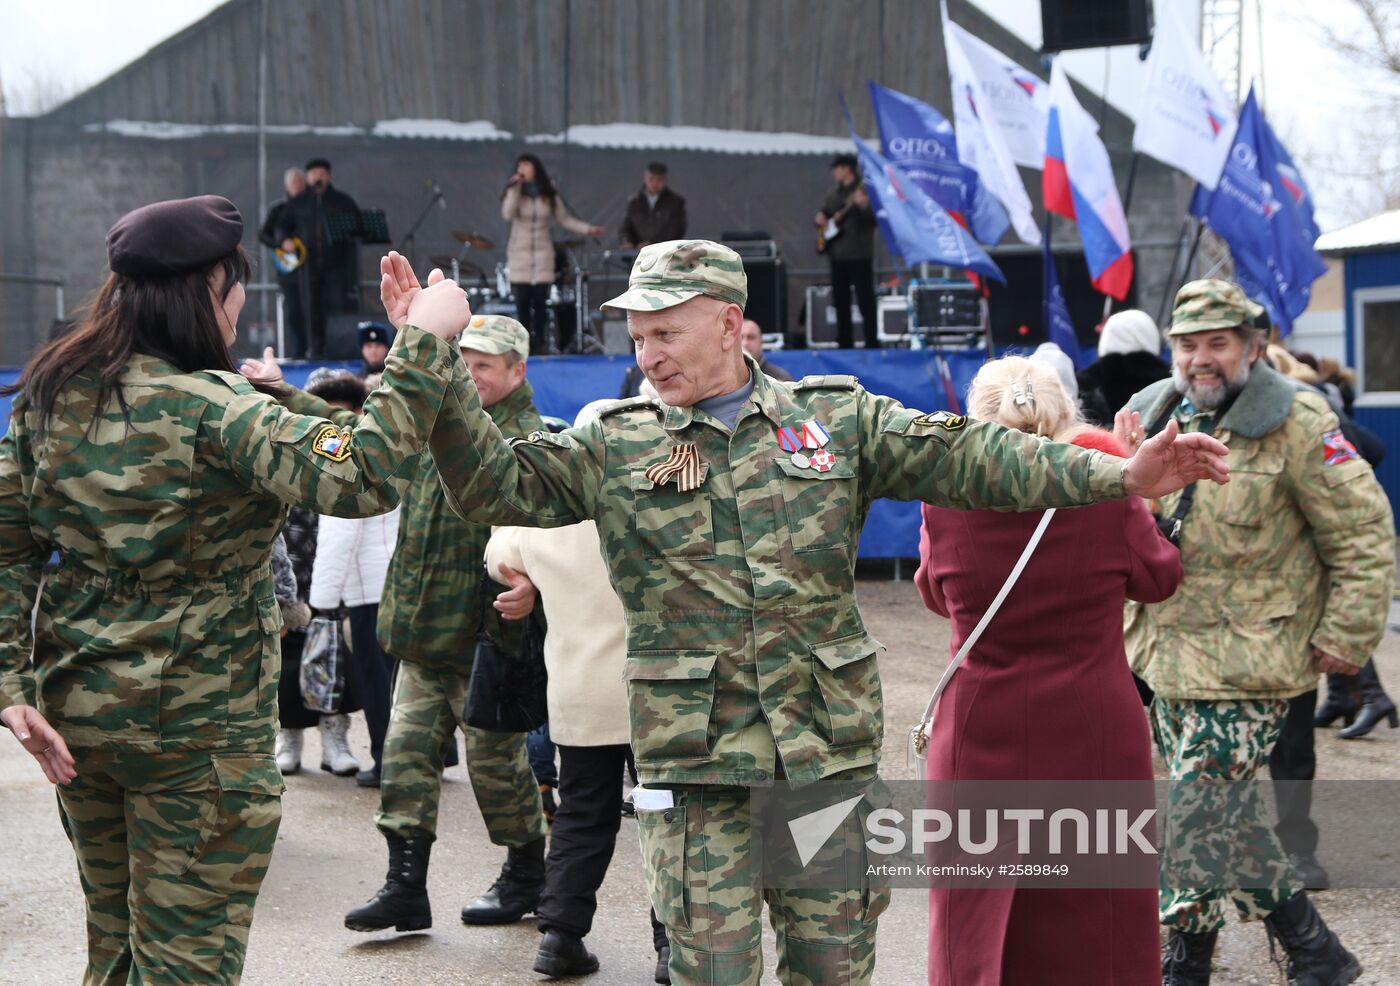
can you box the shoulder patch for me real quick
[311,425,353,462]
[597,395,662,419]
[914,410,967,431]
[794,374,859,391]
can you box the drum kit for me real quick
[431,230,600,354]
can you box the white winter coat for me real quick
[309,507,401,609]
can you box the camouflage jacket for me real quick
[425,352,1127,787]
[0,326,454,751]
[1123,364,1395,700]
[377,378,544,669]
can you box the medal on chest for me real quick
[777,419,837,470]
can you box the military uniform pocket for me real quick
[636,804,692,934]
[1218,597,1301,691]
[630,468,716,559]
[775,455,856,551]
[178,754,284,879]
[229,595,282,723]
[811,633,882,748]
[624,651,717,761]
[1222,450,1284,527]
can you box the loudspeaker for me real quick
[742,257,787,337]
[602,318,633,355]
[805,285,869,349]
[1040,0,1151,52]
[877,296,910,344]
[325,314,372,360]
[983,249,1139,349]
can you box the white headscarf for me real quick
[1028,342,1079,400]
[1098,310,1163,357]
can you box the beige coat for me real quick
[500,187,593,285]
[485,522,630,747]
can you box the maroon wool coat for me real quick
[915,434,1182,986]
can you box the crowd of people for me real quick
[0,185,1393,986]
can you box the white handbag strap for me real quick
[915,509,1056,744]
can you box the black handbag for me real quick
[462,581,549,733]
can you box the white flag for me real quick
[942,9,1049,169]
[1133,7,1237,189]
[943,5,1041,243]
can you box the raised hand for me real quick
[405,275,472,342]
[1113,407,1145,457]
[379,251,446,330]
[239,346,284,387]
[1122,419,1231,500]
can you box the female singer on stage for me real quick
[915,356,1182,986]
[500,153,604,353]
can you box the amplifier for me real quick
[804,285,869,349]
[877,295,910,344]
[910,283,982,330]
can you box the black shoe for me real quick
[1290,852,1331,891]
[356,766,381,788]
[654,944,671,985]
[1337,695,1398,739]
[344,834,432,932]
[1162,927,1217,986]
[1314,687,1358,728]
[1263,892,1362,986]
[460,837,547,924]
[532,929,600,978]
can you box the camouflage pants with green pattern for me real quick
[375,660,545,846]
[637,766,889,986]
[55,747,283,986]
[1151,698,1299,933]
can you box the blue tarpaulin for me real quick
[1,348,993,558]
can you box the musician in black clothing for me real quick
[288,157,362,358]
[258,167,309,358]
[620,162,687,247]
[815,153,879,349]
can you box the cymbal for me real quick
[428,255,457,271]
[453,231,495,250]
[554,237,586,250]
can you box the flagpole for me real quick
[1041,215,1054,343]
[1158,219,1206,325]
[1153,216,1194,325]
[1119,152,1142,220]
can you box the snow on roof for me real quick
[80,118,865,156]
[1315,210,1400,255]
[370,119,511,140]
[527,122,863,155]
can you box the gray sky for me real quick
[1,0,1391,231]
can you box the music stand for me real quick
[359,209,391,244]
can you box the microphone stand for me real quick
[396,182,445,272]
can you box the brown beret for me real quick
[106,195,243,277]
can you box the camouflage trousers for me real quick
[55,747,283,986]
[637,766,890,986]
[1151,698,1299,933]
[375,661,545,846]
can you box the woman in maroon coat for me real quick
[916,357,1182,986]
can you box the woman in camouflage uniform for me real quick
[0,195,469,985]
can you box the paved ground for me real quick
[2,576,1397,985]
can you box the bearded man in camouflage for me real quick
[377,241,1231,986]
[1120,280,1392,986]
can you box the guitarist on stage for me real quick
[258,167,309,358]
[814,153,880,349]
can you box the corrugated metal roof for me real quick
[1316,210,1400,255]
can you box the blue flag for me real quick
[867,82,1011,246]
[1044,255,1082,364]
[842,102,1006,283]
[1188,86,1326,334]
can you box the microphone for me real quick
[430,180,446,210]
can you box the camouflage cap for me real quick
[1169,279,1265,336]
[601,239,747,312]
[459,313,529,358]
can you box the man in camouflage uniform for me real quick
[376,241,1228,985]
[1122,280,1393,986]
[344,315,548,934]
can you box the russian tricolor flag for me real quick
[1043,61,1134,301]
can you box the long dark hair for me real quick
[2,245,262,435]
[507,153,557,207]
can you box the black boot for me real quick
[460,837,546,924]
[1161,928,1217,986]
[654,944,672,985]
[344,834,432,932]
[1314,674,1359,728]
[532,929,600,978]
[1263,892,1361,986]
[1338,660,1397,739]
